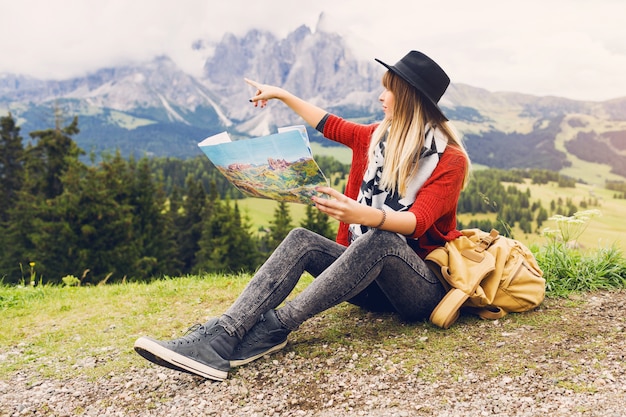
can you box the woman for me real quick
[134,50,471,381]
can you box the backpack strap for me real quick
[475,229,499,252]
[463,305,507,320]
[463,230,505,322]
[427,230,499,329]
[429,288,468,329]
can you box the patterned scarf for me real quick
[348,125,448,243]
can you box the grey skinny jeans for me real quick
[220,227,445,339]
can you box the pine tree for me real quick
[127,157,171,278]
[163,185,185,275]
[1,117,84,282]
[300,204,335,240]
[230,202,261,270]
[29,152,136,283]
[536,207,549,229]
[27,116,83,199]
[195,200,260,273]
[0,113,25,223]
[35,159,103,282]
[268,201,294,252]
[175,176,207,273]
[1,171,40,282]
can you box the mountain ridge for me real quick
[1,25,625,184]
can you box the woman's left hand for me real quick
[312,186,370,225]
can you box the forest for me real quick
[0,113,608,285]
[566,130,626,177]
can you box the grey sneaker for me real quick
[134,319,233,381]
[230,309,290,367]
[134,318,218,376]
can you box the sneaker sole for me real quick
[229,339,288,367]
[134,337,228,381]
[134,344,194,375]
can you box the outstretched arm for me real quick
[245,78,327,129]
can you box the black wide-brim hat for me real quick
[375,50,449,118]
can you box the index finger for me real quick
[244,78,260,89]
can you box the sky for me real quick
[1,0,625,101]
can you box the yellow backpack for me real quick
[426,229,545,329]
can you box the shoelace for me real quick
[173,323,217,345]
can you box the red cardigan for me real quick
[321,114,466,258]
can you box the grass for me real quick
[537,243,626,296]
[2,239,624,384]
[0,273,315,380]
[457,179,626,252]
[518,179,626,251]
[237,198,310,232]
[310,142,352,166]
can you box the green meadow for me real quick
[310,142,626,251]
[239,179,626,253]
[517,180,625,250]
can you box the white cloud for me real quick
[0,0,625,101]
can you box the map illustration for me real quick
[198,126,329,204]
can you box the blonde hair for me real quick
[369,71,471,196]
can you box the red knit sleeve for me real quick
[408,146,467,240]
[321,114,377,152]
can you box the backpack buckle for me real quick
[476,229,499,252]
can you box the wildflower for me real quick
[546,210,601,244]
[29,262,37,286]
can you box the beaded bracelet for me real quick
[375,208,387,228]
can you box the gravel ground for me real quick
[1,290,624,417]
